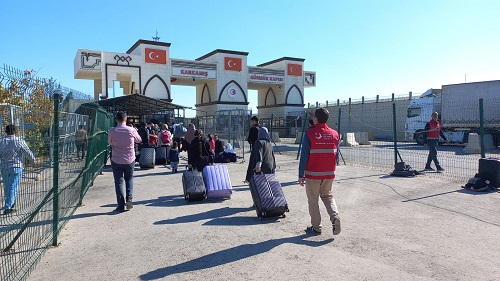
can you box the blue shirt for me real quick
[0,135,36,169]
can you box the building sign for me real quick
[249,74,284,84]
[227,86,238,98]
[304,71,316,86]
[224,57,242,71]
[145,48,167,64]
[287,63,303,76]
[172,67,217,79]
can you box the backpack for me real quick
[462,173,493,192]
[161,131,171,144]
[173,123,187,138]
[391,162,419,177]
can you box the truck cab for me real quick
[405,90,440,144]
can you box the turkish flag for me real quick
[287,63,303,76]
[224,57,242,71]
[145,48,167,64]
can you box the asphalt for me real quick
[29,151,500,281]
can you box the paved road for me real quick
[29,152,500,281]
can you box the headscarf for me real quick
[185,123,196,143]
[257,127,272,142]
[224,143,235,153]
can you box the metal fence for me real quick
[0,64,113,281]
[311,98,500,184]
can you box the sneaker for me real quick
[126,200,133,210]
[332,217,341,235]
[437,167,445,172]
[424,166,434,171]
[306,226,322,235]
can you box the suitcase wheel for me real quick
[281,214,286,218]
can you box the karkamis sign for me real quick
[172,67,216,79]
[249,74,284,84]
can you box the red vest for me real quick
[305,123,339,180]
[426,120,441,139]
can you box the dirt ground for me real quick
[29,152,500,281]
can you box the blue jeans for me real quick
[426,139,441,168]
[111,161,135,209]
[2,167,23,210]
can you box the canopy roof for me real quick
[94,94,186,115]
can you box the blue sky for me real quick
[1,0,499,115]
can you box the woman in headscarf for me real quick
[183,123,196,152]
[245,127,276,183]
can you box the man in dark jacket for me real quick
[246,116,260,149]
[245,127,276,182]
[423,112,449,171]
[188,130,214,172]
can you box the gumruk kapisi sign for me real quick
[249,74,284,84]
[171,67,217,79]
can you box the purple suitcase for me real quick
[203,165,232,199]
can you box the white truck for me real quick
[405,80,500,146]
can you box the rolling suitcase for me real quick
[155,146,168,165]
[479,158,500,187]
[182,168,206,202]
[139,146,155,169]
[203,165,232,199]
[249,173,289,219]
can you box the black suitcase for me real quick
[182,169,206,202]
[479,158,500,187]
[155,146,168,165]
[249,173,289,219]
[139,147,155,169]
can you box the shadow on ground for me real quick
[138,234,333,280]
[153,207,252,225]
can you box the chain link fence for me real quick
[311,97,500,184]
[0,64,113,281]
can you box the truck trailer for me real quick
[405,80,500,146]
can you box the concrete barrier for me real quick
[342,132,359,146]
[271,132,281,142]
[354,132,371,145]
[463,133,495,153]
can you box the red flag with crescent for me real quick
[287,63,303,76]
[224,57,242,71]
[145,48,167,64]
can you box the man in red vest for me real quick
[424,112,448,172]
[299,108,341,235]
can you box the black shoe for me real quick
[424,166,434,171]
[114,207,127,212]
[437,167,445,172]
[11,202,16,209]
[306,226,322,235]
[3,209,15,215]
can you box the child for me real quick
[169,141,180,173]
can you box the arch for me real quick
[264,87,277,106]
[201,83,211,103]
[143,74,171,100]
[285,84,304,104]
[218,80,247,102]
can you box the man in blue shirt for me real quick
[1,125,36,215]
